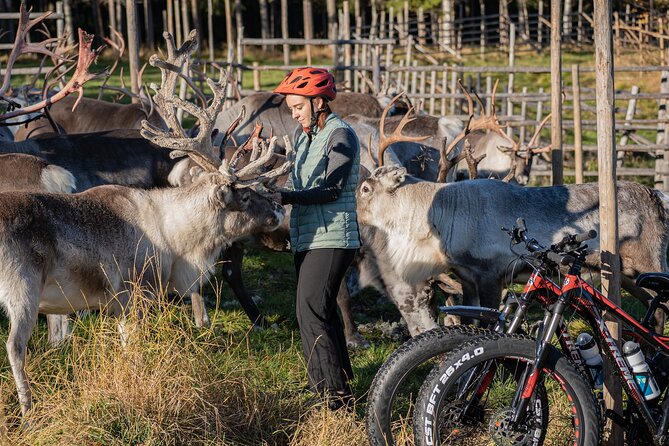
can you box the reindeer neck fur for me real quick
[130,175,236,263]
[375,179,449,284]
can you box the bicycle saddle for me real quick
[636,272,669,298]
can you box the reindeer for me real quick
[356,162,669,335]
[0,30,294,416]
[0,153,75,193]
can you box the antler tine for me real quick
[141,31,230,175]
[527,113,551,149]
[458,79,474,116]
[437,78,512,182]
[0,29,106,120]
[378,91,429,166]
[235,136,295,188]
[235,136,276,178]
[221,105,247,161]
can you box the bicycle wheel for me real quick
[413,334,601,446]
[366,325,490,446]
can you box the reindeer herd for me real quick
[0,4,668,421]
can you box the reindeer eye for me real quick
[361,184,371,194]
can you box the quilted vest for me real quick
[289,113,361,252]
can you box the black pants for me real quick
[294,248,357,394]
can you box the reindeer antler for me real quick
[0,29,107,121]
[141,30,293,187]
[0,2,65,99]
[436,79,514,182]
[378,91,429,166]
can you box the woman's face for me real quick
[285,95,324,127]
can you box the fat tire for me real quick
[413,334,601,446]
[366,325,489,446]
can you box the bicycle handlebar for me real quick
[503,219,597,268]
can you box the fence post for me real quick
[656,70,669,190]
[519,86,528,143]
[551,0,564,185]
[617,85,640,167]
[429,70,437,115]
[572,64,584,184]
[538,0,544,46]
[441,65,448,116]
[385,6,394,70]
[253,62,260,91]
[343,1,352,88]
[56,1,64,40]
[281,0,290,66]
[507,23,516,138]
[372,47,381,94]
[410,60,418,96]
[417,7,426,45]
[450,68,458,115]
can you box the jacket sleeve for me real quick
[280,127,357,205]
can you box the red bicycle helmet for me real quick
[273,67,336,101]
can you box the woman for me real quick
[272,68,361,410]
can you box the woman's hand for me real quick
[269,192,283,204]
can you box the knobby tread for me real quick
[366,325,490,446]
[412,333,602,446]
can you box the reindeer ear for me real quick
[374,166,407,192]
[214,185,235,206]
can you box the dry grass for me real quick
[0,283,377,446]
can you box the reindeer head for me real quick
[356,166,408,226]
[496,113,552,185]
[140,30,294,237]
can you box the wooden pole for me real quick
[303,0,313,65]
[656,70,669,190]
[538,0,544,46]
[594,0,623,444]
[344,1,351,87]
[166,0,174,36]
[207,0,214,61]
[144,0,154,51]
[126,0,141,102]
[109,0,117,36]
[551,0,564,185]
[253,61,260,91]
[225,0,234,64]
[418,7,426,45]
[62,0,74,44]
[572,64,584,184]
[281,0,289,66]
[617,85,640,167]
[507,23,516,138]
[174,0,182,45]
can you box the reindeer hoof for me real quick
[346,332,371,349]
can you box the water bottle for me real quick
[576,333,604,389]
[623,341,661,401]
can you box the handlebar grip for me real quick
[546,251,563,265]
[574,230,597,243]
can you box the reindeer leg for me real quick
[47,314,71,346]
[5,283,39,416]
[336,276,370,349]
[221,243,270,328]
[387,282,438,337]
[190,292,210,328]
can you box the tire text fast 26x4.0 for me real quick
[413,334,602,446]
